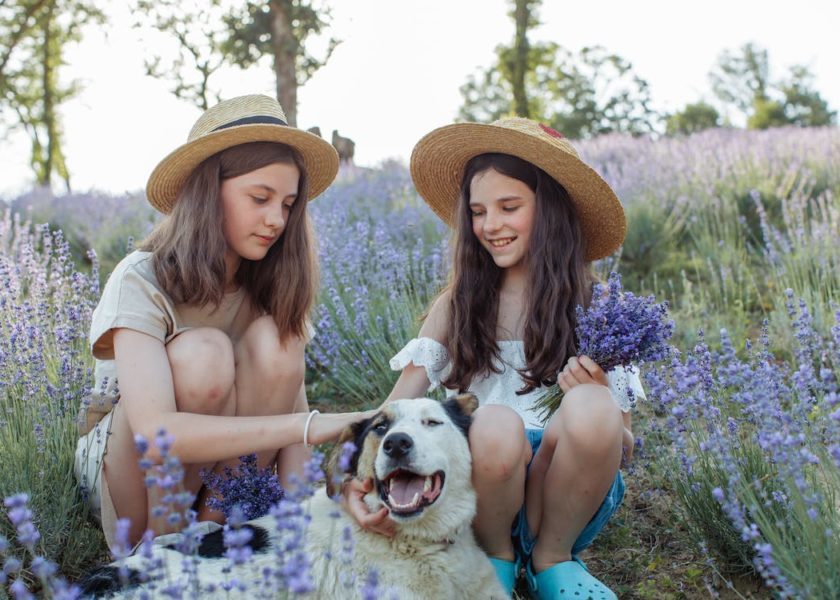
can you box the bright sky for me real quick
[1,0,838,198]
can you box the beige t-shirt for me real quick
[83,251,254,431]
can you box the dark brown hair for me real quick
[140,141,317,341]
[441,153,595,394]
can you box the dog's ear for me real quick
[451,392,478,416]
[442,393,478,437]
[324,417,371,498]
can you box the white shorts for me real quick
[74,410,119,551]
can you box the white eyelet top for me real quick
[390,337,645,429]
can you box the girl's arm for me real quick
[382,289,451,405]
[113,328,369,463]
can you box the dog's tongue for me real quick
[389,473,426,505]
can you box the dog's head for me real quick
[326,394,478,541]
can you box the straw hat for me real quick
[410,118,626,261]
[146,94,339,213]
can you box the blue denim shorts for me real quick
[511,428,625,560]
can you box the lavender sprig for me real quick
[576,272,674,370]
[200,454,285,521]
[537,272,674,418]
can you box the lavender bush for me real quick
[306,163,449,405]
[645,294,839,597]
[0,210,105,584]
[9,189,159,282]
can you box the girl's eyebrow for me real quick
[248,183,277,194]
[249,183,298,199]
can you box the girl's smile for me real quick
[468,168,536,272]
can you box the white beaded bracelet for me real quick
[303,409,320,448]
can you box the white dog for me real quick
[81,395,507,599]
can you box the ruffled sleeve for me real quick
[389,337,451,391]
[606,365,646,412]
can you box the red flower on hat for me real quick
[539,123,564,139]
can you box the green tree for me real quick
[747,98,789,130]
[134,0,227,111]
[460,39,655,138]
[136,0,338,126]
[0,0,104,190]
[504,0,540,118]
[778,65,836,127]
[709,42,771,115]
[665,101,721,136]
[709,43,835,129]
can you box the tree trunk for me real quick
[269,0,299,126]
[511,0,531,118]
[40,0,55,187]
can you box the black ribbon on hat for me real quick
[213,115,287,131]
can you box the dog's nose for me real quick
[383,432,414,458]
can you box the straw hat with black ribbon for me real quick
[146,94,339,214]
[410,117,626,261]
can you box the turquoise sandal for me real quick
[525,557,617,600]
[489,556,518,597]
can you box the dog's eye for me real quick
[423,419,444,427]
[374,421,388,434]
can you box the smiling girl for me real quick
[346,119,643,599]
[75,95,372,549]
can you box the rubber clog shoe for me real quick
[525,557,617,600]
[489,557,518,597]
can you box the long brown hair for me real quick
[140,141,317,341]
[441,153,595,394]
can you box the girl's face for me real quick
[220,162,300,264]
[468,168,536,273]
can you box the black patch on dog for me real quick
[78,565,143,597]
[162,524,270,558]
[345,413,391,475]
[443,399,472,437]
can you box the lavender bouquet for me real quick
[200,453,285,520]
[536,272,674,419]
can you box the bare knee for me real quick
[470,406,529,483]
[547,384,623,456]
[167,328,235,414]
[239,315,305,389]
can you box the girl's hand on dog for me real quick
[342,478,397,537]
[306,410,377,446]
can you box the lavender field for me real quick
[1,127,838,598]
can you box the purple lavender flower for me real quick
[200,453,284,520]
[360,568,380,600]
[576,272,674,372]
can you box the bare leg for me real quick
[470,405,532,562]
[196,315,307,521]
[527,384,623,572]
[104,327,236,544]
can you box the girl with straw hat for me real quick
[75,94,373,550]
[344,118,643,599]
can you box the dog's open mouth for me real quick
[378,469,445,516]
